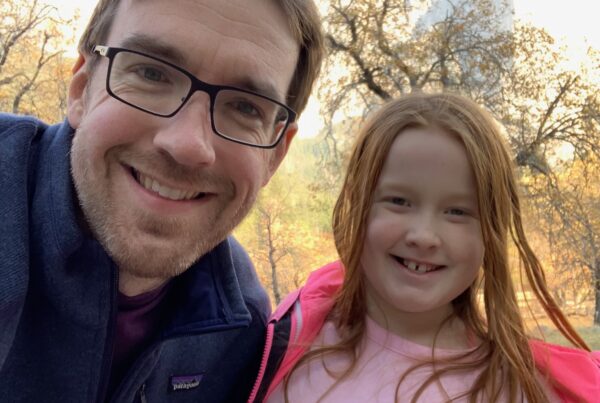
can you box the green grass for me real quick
[538,326,600,350]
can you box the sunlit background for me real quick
[4,0,599,346]
[48,0,600,139]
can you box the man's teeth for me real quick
[403,259,437,273]
[136,171,202,201]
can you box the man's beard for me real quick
[70,128,256,280]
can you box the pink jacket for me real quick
[249,261,600,402]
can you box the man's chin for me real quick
[89,203,241,279]
[99,228,209,279]
[112,247,200,280]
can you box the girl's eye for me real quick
[390,197,409,206]
[447,208,467,216]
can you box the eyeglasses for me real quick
[93,45,296,148]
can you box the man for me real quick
[0,0,324,401]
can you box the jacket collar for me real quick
[163,237,253,337]
[36,119,83,258]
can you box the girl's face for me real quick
[361,126,484,334]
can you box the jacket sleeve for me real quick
[530,339,600,402]
[0,115,45,371]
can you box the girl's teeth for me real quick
[403,259,436,273]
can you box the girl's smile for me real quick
[393,255,445,274]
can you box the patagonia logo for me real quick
[169,373,204,392]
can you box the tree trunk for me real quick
[265,216,281,305]
[594,259,600,326]
[269,246,280,305]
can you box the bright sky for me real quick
[49,0,599,138]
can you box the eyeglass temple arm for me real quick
[93,45,109,56]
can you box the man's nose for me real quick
[152,94,216,167]
[404,215,442,250]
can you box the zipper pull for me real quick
[139,383,147,403]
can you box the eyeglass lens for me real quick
[108,50,290,146]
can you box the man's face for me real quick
[68,0,299,285]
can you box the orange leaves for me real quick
[0,0,76,122]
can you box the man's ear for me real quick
[262,122,298,187]
[67,53,89,129]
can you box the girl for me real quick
[249,93,600,402]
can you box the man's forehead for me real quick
[108,0,299,102]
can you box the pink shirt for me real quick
[267,317,558,403]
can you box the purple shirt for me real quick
[108,281,173,396]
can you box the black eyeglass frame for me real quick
[93,45,297,149]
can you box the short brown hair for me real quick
[77,0,324,117]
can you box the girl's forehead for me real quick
[376,127,478,199]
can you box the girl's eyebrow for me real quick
[377,180,410,190]
[378,182,477,202]
[445,192,477,201]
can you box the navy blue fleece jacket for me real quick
[0,114,270,402]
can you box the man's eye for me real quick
[232,101,260,117]
[137,66,166,82]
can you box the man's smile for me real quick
[130,167,209,201]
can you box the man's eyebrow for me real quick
[117,35,287,104]
[235,77,286,104]
[119,34,187,66]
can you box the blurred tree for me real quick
[0,0,75,121]
[235,138,339,305]
[321,0,600,168]
[500,31,599,326]
[522,157,600,324]
[320,0,515,166]
[499,29,600,172]
[252,182,296,305]
[319,0,600,325]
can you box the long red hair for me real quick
[285,92,588,403]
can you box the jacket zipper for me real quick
[247,322,275,403]
[96,264,118,403]
[247,298,302,403]
[139,383,147,403]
